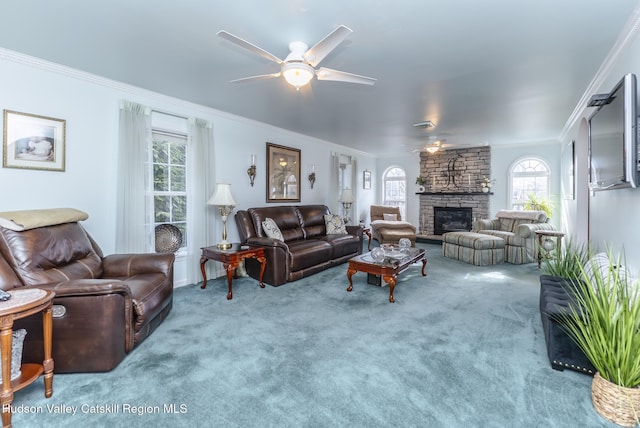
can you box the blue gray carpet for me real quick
[12,243,616,427]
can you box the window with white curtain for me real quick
[151,130,188,251]
[382,166,407,220]
[509,157,551,210]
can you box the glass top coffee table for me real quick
[346,247,427,303]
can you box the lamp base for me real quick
[217,241,232,250]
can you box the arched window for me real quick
[382,166,407,220]
[509,157,551,210]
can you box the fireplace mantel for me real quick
[416,192,493,195]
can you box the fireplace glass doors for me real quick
[433,207,472,235]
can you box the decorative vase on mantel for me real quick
[481,186,489,193]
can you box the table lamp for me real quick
[339,188,355,224]
[207,183,237,250]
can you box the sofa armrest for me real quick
[517,223,555,238]
[246,236,292,266]
[246,237,289,249]
[245,237,292,286]
[346,225,364,239]
[472,219,500,231]
[26,278,135,353]
[31,278,132,298]
[102,253,175,278]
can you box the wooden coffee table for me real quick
[346,247,427,303]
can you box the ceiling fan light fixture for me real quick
[282,62,315,90]
[425,146,439,154]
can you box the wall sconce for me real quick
[247,154,256,187]
[308,164,316,189]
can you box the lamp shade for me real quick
[207,183,237,207]
[282,63,315,89]
[339,188,354,203]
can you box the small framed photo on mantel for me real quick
[3,110,66,172]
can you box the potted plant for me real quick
[524,193,554,219]
[554,250,640,426]
[415,176,428,192]
[540,239,590,280]
[480,177,495,192]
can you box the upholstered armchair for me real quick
[369,205,417,247]
[472,209,555,264]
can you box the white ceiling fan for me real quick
[412,138,483,154]
[413,139,453,154]
[217,25,376,90]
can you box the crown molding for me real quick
[559,4,640,142]
[0,48,374,158]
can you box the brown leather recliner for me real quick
[0,209,174,373]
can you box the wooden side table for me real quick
[200,244,267,300]
[0,288,55,428]
[362,227,372,251]
[536,230,566,268]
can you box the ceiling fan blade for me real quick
[303,25,352,67]
[230,72,281,83]
[217,30,284,65]
[316,67,376,85]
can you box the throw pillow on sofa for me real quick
[324,214,347,234]
[383,213,398,221]
[262,218,284,241]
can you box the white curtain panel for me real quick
[351,158,358,224]
[330,153,340,215]
[187,118,220,283]
[116,100,152,253]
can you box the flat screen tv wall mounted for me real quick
[588,73,638,191]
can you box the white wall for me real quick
[560,15,640,272]
[0,50,375,286]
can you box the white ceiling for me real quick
[1,1,638,155]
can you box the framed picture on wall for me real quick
[266,142,301,203]
[363,170,372,189]
[3,110,66,172]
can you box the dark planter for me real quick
[539,274,596,374]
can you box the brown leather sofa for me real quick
[235,205,363,286]
[0,209,174,373]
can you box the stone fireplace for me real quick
[417,146,491,239]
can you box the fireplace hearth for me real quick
[433,207,472,235]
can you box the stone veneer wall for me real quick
[419,194,490,236]
[418,146,491,236]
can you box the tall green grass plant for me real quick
[541,240,591,280]
[555,250,640,388]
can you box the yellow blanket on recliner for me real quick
[0,208,89,231]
